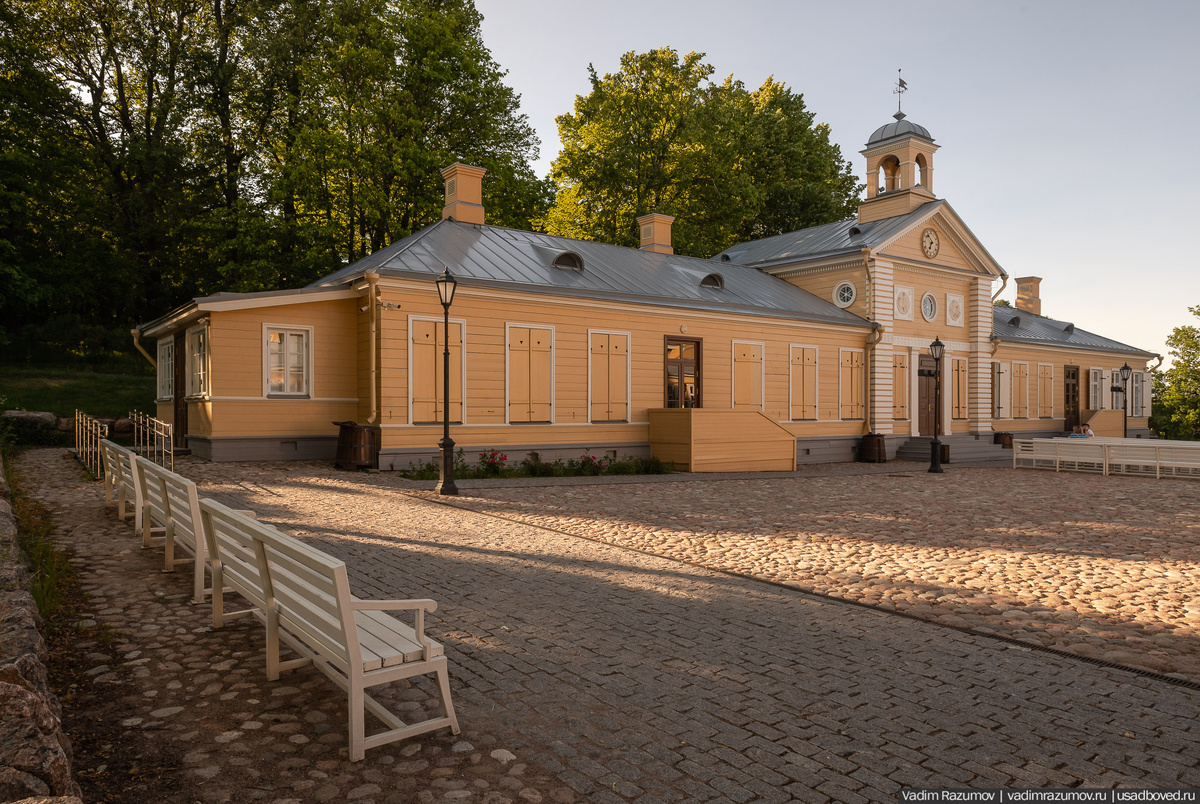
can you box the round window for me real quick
[921,292,938,322]
[833,281,856,308]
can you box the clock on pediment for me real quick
[921,228,940,259]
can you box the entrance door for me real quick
[1063,366,1080,431]
[918,355,936,435]
[173,330,188,449]
[664,338,701,408]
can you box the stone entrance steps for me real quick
[894,433,1012,463]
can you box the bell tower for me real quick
[858,106,940,224]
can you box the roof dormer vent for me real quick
[1008,315,1021,327]
[848,225,863,236]
[552,251,583,271]
[1063,323,1075,335]
[700,273,724,289]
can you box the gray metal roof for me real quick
[867,116,934,146]
[991,306,1156,357]
[713,201,945,268]
[309,219,874,328]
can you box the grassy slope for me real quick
[0,365,156,419]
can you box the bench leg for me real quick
[436,664,460,736]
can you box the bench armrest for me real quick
[352,598,438,613]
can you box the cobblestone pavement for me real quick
[17,449,1200,802]
[409,464,1200,682]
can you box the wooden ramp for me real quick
[1081,409,1125,437]
[648,409,796,473]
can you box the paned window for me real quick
[157,340,174,400]
[1132,372,1145,417]
[187,326,209,397]
[664,338,701,408]
[589,332,628,422]
[411,320,462,424]
[265,327,310,397]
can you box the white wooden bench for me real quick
[135,457,210,604]
[100,439,142,530]
[198,498,460,759]
[1013,439,1106,473]
[200,498,272,629]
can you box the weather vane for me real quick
[894,69,908,120]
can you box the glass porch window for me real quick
[665,339,700,408]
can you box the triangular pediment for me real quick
[869,202,1005,278]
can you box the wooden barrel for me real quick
[858,433,887,463]
[333,421,378,470]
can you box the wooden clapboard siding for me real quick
[368,280,872,457]
[991,341,1153,433]
[888,267,974,341]
[188,401,213,437]
[647,409,795,472]
[209,300,358,399]
[211,400,357,437]
[884,227,971,273]
[784,267,869,320]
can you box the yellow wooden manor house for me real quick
[136,112,1158,471]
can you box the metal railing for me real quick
[131,410,174,471]
[74,410,109,478]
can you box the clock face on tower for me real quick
[921,228,940,259]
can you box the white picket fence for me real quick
[1014,438,1200,479]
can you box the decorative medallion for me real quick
[921,228,940,259]
[946,294,964,327]
[894,286,913,321]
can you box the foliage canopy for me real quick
[538,48,862,258]
[1150,305,1200,440]
[0,0,548,362]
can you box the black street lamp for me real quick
[1111,361,1132,439]
[919,336,945,473]
[434,267,458,495]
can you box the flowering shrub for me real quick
[478,449,508,475]
[575,452,611,476]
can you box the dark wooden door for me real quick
[173,331,188,448]
[1063,366,1080,431]
[918,355,936,435]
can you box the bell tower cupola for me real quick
[858,92,940,224]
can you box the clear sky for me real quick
[473,0,1199,365]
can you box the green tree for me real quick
[1150,305,1200,440]
[539,48,861,257]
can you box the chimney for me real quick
[441,163,486,225]
[1014,276,1042,316]
[637,213,674,254]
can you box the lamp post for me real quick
[1112,361,1132,439]
[434,267,458,495]
[923,337,945,473]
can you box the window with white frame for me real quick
[1089,368,1104,410]
[186,325,209,397]
[1131,371,1144,417]
[265,326,311,396]
[157,339,174,400]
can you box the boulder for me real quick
[112,418,133,435]
[0,682,79,800]
[1,412,58,429]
